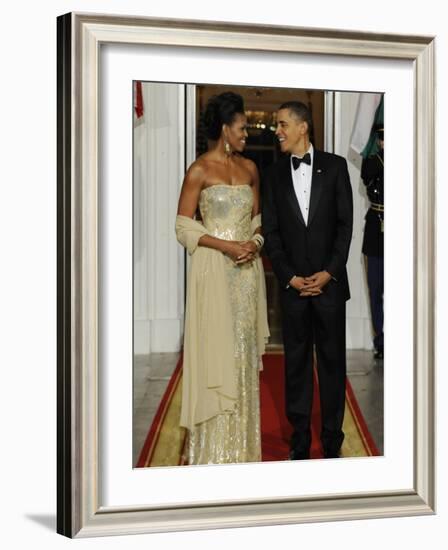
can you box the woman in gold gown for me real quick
[175,92,269,465]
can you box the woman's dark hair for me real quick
[202,92,245,140]
[279,100,314,140]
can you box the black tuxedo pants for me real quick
[280,291,346,455]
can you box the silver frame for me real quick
[57,12,436,538]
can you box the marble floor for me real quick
[133,349,383,466]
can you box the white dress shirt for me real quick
[291,143,314,226]
[286,145,336,287]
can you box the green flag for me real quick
[361,95,384,159]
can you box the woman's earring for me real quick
[224,140,231,155]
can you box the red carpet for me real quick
[260,352,379,460]
[137,352,379,467]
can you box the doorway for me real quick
[195,85,326,347]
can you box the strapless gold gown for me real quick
[187,184,262,465]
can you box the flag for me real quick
[134,81,144,119]
[361,95,384,159]
[350,93,382,155]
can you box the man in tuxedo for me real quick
[262,101,353,460]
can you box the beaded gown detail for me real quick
[187,184,262,465]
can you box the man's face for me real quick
[275,108,307,154]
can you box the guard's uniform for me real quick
[361,149,384,357]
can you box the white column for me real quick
[334,92,374,350]
[134,82,185,354]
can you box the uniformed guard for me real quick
[361,124,384,360]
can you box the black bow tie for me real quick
[292,153,311,170]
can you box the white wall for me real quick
[134,82,185,354]
[1,1,446,549]
[336,92,374,349]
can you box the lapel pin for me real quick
[317,169,322,174]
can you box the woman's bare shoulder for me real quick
[185,156,208,179]
[237,155,258,181]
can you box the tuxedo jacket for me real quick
[262,150,353,306]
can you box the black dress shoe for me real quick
[289,449,310,460]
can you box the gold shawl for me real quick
[175,214,269,430]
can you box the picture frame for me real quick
[57,12,435,538]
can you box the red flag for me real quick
[134,81,144,118]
